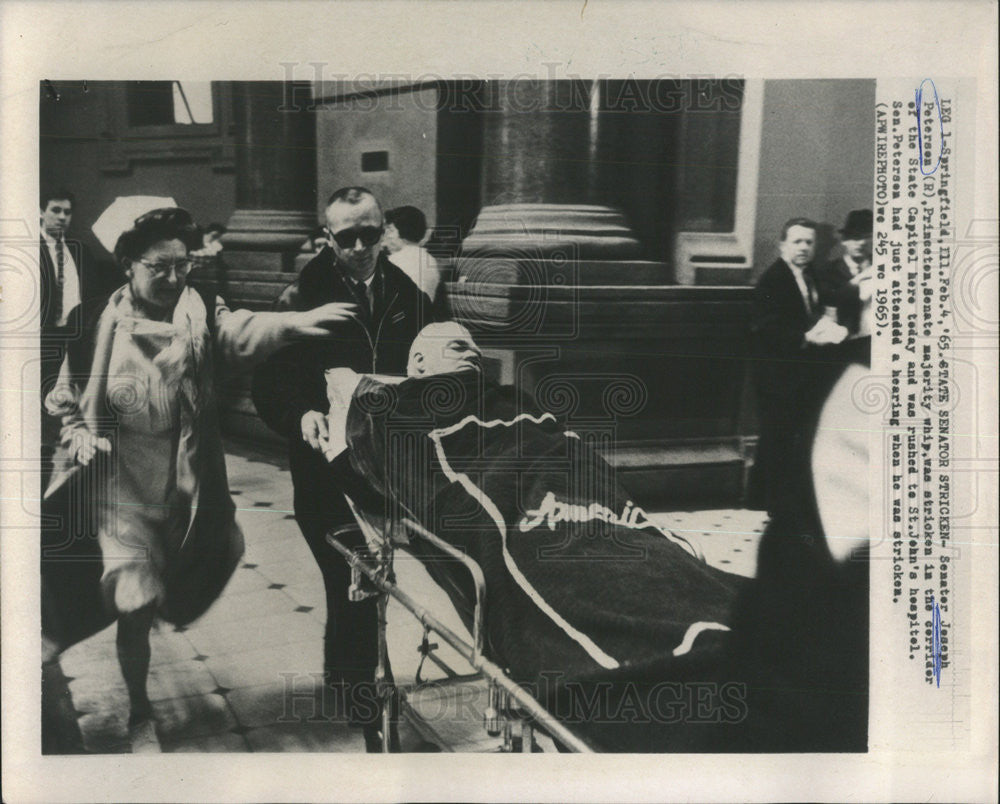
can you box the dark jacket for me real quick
[749,258,820,404]
[815,256,862,334]
[251,249,437,524]
[747,259,821,516]
[39,236,123,332]
[748,259,852,517]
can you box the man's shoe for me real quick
[128,718,161,754]
[362,721,401,753]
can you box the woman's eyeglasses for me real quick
[327,226,384,250]
[136,258,195,278]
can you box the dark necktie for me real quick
[353,279,372,320]
[53,237,65,323]
[803,269,818,315]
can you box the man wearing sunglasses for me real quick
[251,186,437,749]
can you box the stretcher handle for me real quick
[400,517,487,663]
[326,529,595,753]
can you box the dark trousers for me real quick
[747,398,812,520]
[42,660,86,754]
[727,517,870,752]
[295,493,390,727]
[40,331,68,491]
[748,358,846,519]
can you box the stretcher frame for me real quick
[326,507,596,753]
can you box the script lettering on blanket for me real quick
[518,492,653,533]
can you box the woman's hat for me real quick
[839,209,873,239]
[92,195,177,253]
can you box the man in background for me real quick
[39,190,121,485]
[383,205,442,306]
[816,209,872,335]
[197,222,227,256]
[40,190,123,332]
[817,209,873,363]
[747,217,847,520]
[299,225,329,254]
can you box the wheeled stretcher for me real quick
[326,499,596,753]
[324,370,748,752]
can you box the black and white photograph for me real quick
[1,3,997,802]
[33,75,876,757]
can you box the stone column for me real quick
[465,80,642,264]
[450,80,750,509]
[213,81,317,445]
[480,80,596,206]
[225,81,317,266]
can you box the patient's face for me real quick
[410,323,482,376]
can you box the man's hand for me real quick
[69,430,112,467]
[300,410,330,452]
[855,269,874,302]
[850,265,874,286]
[286,302,360,338]
[805,318,849,346]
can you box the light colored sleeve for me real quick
[44,355,88,444]
[321,368,362,462]
[212,296,294,373]
[421,251,441,300]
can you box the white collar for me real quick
[41,229,63,247]
[338,264,378,289]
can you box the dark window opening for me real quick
[125,81,214,127]
[361,150,389,172]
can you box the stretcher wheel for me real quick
[484,681,502,736]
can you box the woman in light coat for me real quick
[44,207,356,743]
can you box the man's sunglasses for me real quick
[327,226,383,250]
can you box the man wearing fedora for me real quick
[817,209,873,341]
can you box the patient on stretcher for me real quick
[322,323,747,751]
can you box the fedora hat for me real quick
[839,209,873,239]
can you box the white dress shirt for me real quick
[786,261,816,314]
[42,230,80,327]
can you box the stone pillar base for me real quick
[461,204,642,261]
[450,203,753,508]
[224,209,316,252]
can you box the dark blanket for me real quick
[346,371,746,751]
